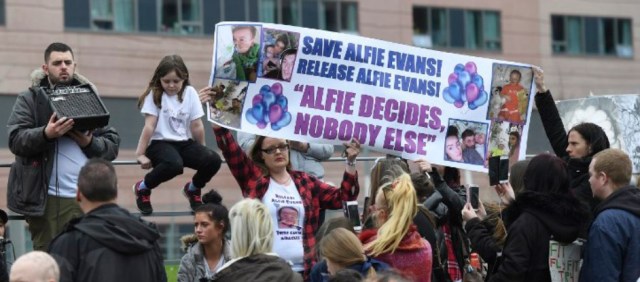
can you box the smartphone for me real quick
[488,156,500,186]
[499,156,510,184]
[467,185,480,210]
[343,201,362,232]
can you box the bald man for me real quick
[10,251,59,282]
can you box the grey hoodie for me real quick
[178,234,232,282]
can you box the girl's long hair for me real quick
[368,168,418,256]
[137,54,190,109]
[319,228,376,278]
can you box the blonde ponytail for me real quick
[368,172,418,256]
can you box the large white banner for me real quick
[207,22,537,172]
[556,94,640,173]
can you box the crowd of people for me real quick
[1,41,639,282]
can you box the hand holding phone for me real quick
[466,185,480,210]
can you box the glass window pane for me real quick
[181,0,201,21]
[431,8,447,47]
[139,0,158,32]
[224,0,246,21]
[617,19,632,46]
[92,0,113,18]
[162,0,178,32]
[113,0,134,32]
[584,17,600,54]
[283,0,300,25]
[301,0,319,28]
[413,7,428,35]
[551,15,564,41]
[567,16,582,54]
[341,2,357,32]
[464,10,481,49]
[603,18,615,55]
[322,1,337,31]
[260,0,277,23]
[483,11,500,50]
[249,0,259,21]
[0,0,5,26]
[449,9,465,48]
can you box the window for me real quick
[160,0,202,34]
[0,0,5,26]
[260,0,358,33]
[552,15,633,58]
[90,0,135,32]
[413,6,501,51]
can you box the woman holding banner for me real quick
[204,96,361,279]
[533,67,609,214]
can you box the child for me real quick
[134,55,222,214]
[499,70,524,123]
[231,25,260,82]
[262,44,279,75]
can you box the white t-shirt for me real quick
[48,136,88,198]
[262,179,305,272]
[140,86,204,141]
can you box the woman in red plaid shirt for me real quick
[206,111,361,280]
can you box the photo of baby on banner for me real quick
[260,28,300,82]
[487,64,534,124]
[487,120,523,185]
[444,119,489,166]
[205,79,249,127]
[214,24,262,82]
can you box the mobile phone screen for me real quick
[488,156,500,186]
[347,204,361,228]
[470,186,479,209]
[499,157,510,183]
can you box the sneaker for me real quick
[133,181,153,215]
[182,182,203,211]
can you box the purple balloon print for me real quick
[271,83,283,95]
[245,82,293,131]
[465,62,477,75]
[440,61,488,110]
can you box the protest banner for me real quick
[548,240,583,282]
[555,94,640,173]
[206,22,537,172]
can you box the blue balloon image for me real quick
[454,64,465,74]
[260,85,271,94]
[468,101,478,110]
[252,104,264,122]
[275,112,292,128]
[263,91,276,108]
[276,95,288,111]
[457,71,471,87]
[245,108,258,124]
[448,83,462,100]
[443,87,456,104]
[271,123,281,131]
[475,89,488,107]
[471,74,483,89]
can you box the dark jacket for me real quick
[534,90,600,214]
[464,212,503,281]
[6,70,120,216]
[428,170,468,275]
[49,204,166,282]
[310,257,390,282]
[580,186,640,282]
[415,206,449,282]
[488,191,590,282]
[212,254,302,282]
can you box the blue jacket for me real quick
[580,186,640,282]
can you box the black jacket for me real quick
[534,90,600,214]
[7,70,120,216]
[464,215,502,280]
[488,192,590,282]
[49,204,166,282]
[212,254,302,282]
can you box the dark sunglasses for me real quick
[261,144,289,154]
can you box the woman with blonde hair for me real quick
[211,199,302,281]
[315,228,389,281]
[360,167,432,282]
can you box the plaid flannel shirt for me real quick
[214,127,360,279]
